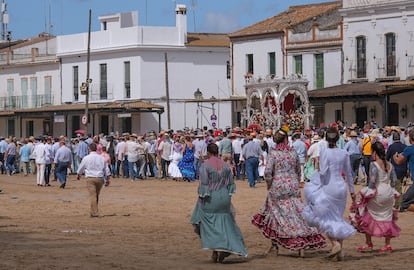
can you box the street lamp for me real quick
[194,88,203,129]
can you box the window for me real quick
[385,33,396,77]
[246,54,254,74]
[31,77,37,107]
[7,119,15,137]
[356,36,367,78]
[294,55,303,75]
[268,52,276,75]
[73,66,79,101]
[7,79,14,108]
[26,121,34,137]
[315,54,324,89]
[335,110,342,122]
[44,76,52,105]
[21,78,28,108]
[100,63,107,99]
[124,61,131,98]
[72,115,80,136]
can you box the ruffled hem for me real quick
[350,186,401,238]
[251,213,326,251]
[354,209,400,238]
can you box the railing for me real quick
[88,83,114,101]
[0,94,54,110]
[0,52,57,65]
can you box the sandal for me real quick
[357,243,373,252]
[378,245,392,253]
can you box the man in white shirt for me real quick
[77,142,111,217]
[232,134,243,180]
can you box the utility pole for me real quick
[80,10,92,134]
[164,52,171,129]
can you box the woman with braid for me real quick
[353,141,400,253]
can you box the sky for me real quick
[3,0,335,40]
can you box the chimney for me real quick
[175,4,187,45]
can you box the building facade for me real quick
[229,1,342,129]
[0,34,60,137]
[57,5,232,136]
[337,0,414,127]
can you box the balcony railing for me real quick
[0,94,54,110]
[0,52,57,65]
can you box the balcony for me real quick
[0,52,57,66]
[0,94,54,110]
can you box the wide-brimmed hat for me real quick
[130,133,138,138]
[349,130,358,137]
[312,135,321,142]
[369,129,381,137]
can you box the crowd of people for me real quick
[1,120,413,262]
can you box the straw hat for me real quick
[369,129,381,138]
[130,133,138,138]
[349,130,358,137]
[312,135,321,142]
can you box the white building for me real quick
[57,5,232,136]
[0,33,60,137]
[229,1,342,128]
[334,0,414,127]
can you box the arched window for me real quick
[385,33,396,77]
[356,36,366,78]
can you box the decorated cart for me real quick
[241,74,313,132]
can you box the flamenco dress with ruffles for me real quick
[252,143,326,251]
[178,143,196,181]
[350,162,400,238]
[302,147,356,240]
[168,142,183,178]
[190,156,248,257]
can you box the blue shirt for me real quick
[344,138,360,155]
[242,140,262,159]
[401,144,414,180]
[19,144,31,162]
[292,139,307,163]
[77,141,88,159]
[54,145,72,164]
[6,143,16,156]
[0,140,7,153]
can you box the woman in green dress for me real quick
[190,143,248,263]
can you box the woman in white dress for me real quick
[302,127,356,261]
[168,136,183,180]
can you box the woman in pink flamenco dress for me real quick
[352,141,400,253]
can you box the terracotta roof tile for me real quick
[229,1,341,38]
[186,33,230,47]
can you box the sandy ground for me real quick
[1,173,414,270]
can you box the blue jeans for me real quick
[44,164,52,184]
[128,161,138,179]
[56,162,69,184]
[161,158,170,178]
[194,157,203,180]
[122,156,129,178]
[245,157,259,187]
[6,155,16,174]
